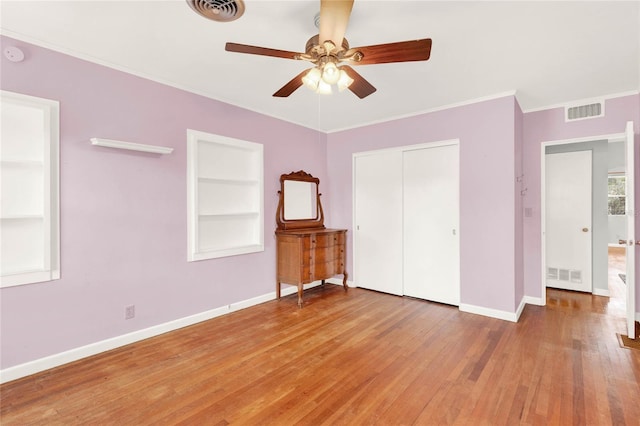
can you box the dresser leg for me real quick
[297,284,303,308]
[342,273,348,291]
[276,282,281,300]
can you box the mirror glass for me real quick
[283,180,318,220]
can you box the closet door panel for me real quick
[403,144,460,305]
[354,151,403,295]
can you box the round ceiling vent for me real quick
[186,0,245,22]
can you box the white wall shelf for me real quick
[90,138,173,155]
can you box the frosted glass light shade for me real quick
[302,68,321,90]
[337,69,354,91]
[321,62,340,85]
[316,80,333,95]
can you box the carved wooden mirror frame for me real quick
[276,170,325,231]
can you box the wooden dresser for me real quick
[275,170,348,307]
[276,228,348,306]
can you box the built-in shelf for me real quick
[0,159,44,167]
[187,130,264,261]
[1,90,60,288]
[90,138,173,155]
[2,267,46,276]
[197,177,259,185]
[1,215,45,220]
[198,212,260,219]
[197,244,264,255]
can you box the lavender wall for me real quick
[326,96,519,314]
[522,94,640,308]
[514,102,525,309]
[0,36,327,369]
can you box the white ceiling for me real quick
[1,1,639,132]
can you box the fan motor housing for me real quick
[305,35,350,56]
[186,0,245,22]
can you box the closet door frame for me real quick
[352,139,460,296]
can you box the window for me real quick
[187,130,263,261]
[608,175,626,216]
[1,91,60,287]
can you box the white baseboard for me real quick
[592,288,611,297]
[515,297,526,321]
[0,282,325,384]
[523,296,545,306]
[459,303,519,323]
[325,278,352,287]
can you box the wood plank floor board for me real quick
[2,280,640,425]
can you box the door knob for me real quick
[582,228,589,232]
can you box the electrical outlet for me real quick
[125,305,135,320]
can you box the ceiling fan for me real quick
[224,0,432,99]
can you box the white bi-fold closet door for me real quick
[353,141,460,305]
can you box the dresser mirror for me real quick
[283,180,318,220]
[276,170,324,231]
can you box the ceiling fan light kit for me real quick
[223,0,432,99]
[302,64,354,94]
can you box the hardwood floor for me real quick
[2,281,639,425]
[607,246,627,318]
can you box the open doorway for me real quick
[543,141,605,296]
[542,140,625,303]
[541,124,635,339]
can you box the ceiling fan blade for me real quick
[225,42,302,60]
[273,69,310,97]
[319,0,354,50]
[346,39,432,65]
[341,65,376,99]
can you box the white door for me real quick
[545,150,592,292]
[403,144,460,305]
[624,121,636,339]
[353,151,403,295]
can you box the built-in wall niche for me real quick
[186,130,264,261]
[1,90,60,287]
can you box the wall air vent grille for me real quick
[565,101,604,122]
[186,0,245,22]
[547,267,583,283]
[558,269,570,281]
[570,270,582,283]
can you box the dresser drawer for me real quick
[307,247,334,263]
[313,234,334,249]
[312,260,337,279]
